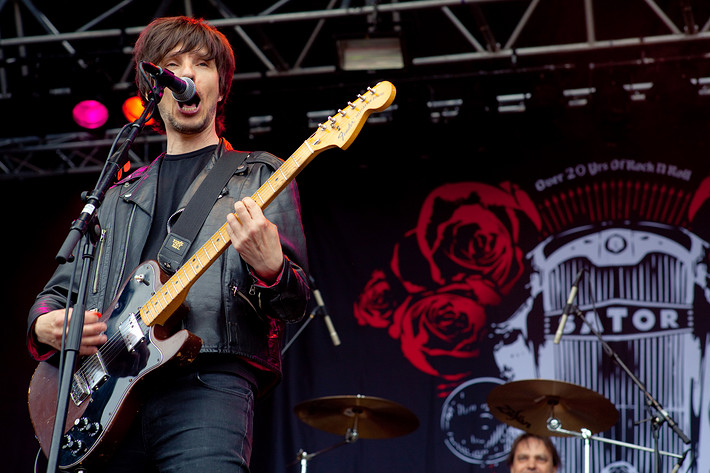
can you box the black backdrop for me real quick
[5,75,710,473]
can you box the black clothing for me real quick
[141,145,217,262]
[28,138,310,395]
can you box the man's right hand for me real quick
[34,309,107,355]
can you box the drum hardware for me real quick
[545,419,686,473]
[487,301,692,473]
[487,378,687,473]
[565,305,691,473]
[291,394,419,472]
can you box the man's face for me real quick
[509,437,558,473]
[156,45,222,137]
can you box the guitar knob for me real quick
[75,417,101,436]
[86,421,101,436]
[74,417,89,429]
[69,439,84,455]
[61,434,84,455]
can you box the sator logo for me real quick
[549,306,693,340]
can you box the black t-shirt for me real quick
[138,145,261,391]
[140,144,217,262]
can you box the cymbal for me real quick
[486,379,619,437]
[294,394,419,439]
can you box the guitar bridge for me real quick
[70,352,109,406]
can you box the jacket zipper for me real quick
[113,205,137,300]
[230,282,260,313]
[92,228,107,294]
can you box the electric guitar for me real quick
[28,81,396,471]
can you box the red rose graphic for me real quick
[353,269,397,328]
[413,182,541,294]
[354,182,541,381]
[389,284,487,381]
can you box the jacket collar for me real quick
[120,137,233,215]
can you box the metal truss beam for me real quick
[1,0,710,180]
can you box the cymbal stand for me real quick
[548,306,690,473]
[546,419,684,473]
[566,306,691,473]
[293,419,360,472]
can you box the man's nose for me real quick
[177,63,195,79]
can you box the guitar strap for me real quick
[157,150,249,274]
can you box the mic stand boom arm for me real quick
[567,306,692,473]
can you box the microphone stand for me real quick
[281,308,318,357]
[563,306,691,473]
[281,275,340,356]
[44,86,162,473]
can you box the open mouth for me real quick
[178,93,201,112]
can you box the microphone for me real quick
[553,268,585,344]
[140,61,196,102]
[309,275,341,346]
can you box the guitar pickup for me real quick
[119,313,146,352]
[70,352,109,406]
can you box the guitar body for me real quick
[28,260,202,471]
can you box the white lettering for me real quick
[660,309,679,329]
[607,307,628,332]
[632,308,656,331]
[535,173,565,191]
[588,161,609,177]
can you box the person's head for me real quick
[507,433,560,473]
[132,16,236,136]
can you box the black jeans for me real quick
[99,369,255,473]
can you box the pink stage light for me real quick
[72,100,109,129]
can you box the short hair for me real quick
[132,16,236,134]
[506,433,561,467]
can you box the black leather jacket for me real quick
[27,139,310,391]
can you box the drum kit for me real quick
[486,379,688,473]
[293,380,688,472]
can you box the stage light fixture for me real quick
[562,87,596,108]
[622,82,653,102]
[122,95,155,125]
[427,99,462,124]
[496,93,529,113]
[248,115,273,137]
[690,77,710,96]
[72,99,109,129]
[337,37,404,71]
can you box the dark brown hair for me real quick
[506,433,561,468]
[132,16,236,134]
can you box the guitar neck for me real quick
[139,141,316,327]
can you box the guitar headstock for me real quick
[306,81,396,153]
